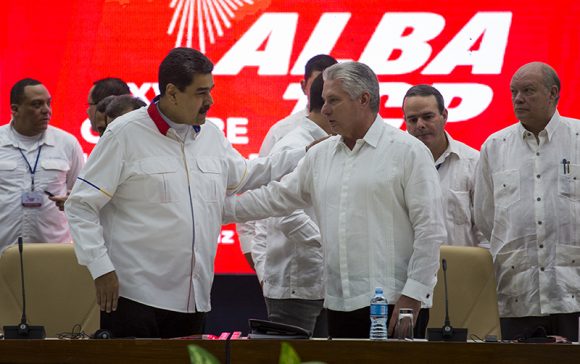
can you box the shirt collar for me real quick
[147,95,201,137]
[0,123,54,148]
[302,116,329,140]
[333,114,383,153]
[434,131,459,165]
[517,110,561,142]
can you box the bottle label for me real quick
[370,304,387,316]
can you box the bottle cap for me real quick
[375,287,383,294]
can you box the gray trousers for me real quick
[264,297,327,337]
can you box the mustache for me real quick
[199,105,210,114]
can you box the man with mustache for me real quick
[403,84,485,247]
[475,62,580,341]
[65,48,305,338]
[0,78,84,251]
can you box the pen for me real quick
[562,159,568,174]
[44,190,55,197]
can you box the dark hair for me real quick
[10,78,42,105]
[403,84,446,114]
[91,78,130,104]
[158,47,214,96]
[308,74,325,112]
[96,95,117,114]
[105,95,146,120]
[304,54,337,81]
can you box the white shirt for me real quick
[252,117,327,300]
[225,116,446,311]
[0,124,84,251]
[238,109,307,254]
[65,106,304,313]
[258,109,308,160]
[435,132,485,247]
[474,110,580,318]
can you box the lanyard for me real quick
[17,146,42,191]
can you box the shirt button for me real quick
[426,294,430,298]
[538,221,542,225]
[540,267,545,272]
[539,244,544,248]
[536,152,540,156]
[537,197,541,201]
[536,174,541,179]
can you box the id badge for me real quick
[21,191,43,208]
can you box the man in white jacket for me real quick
[65,48,304,338]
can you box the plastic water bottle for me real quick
[370,287,388,340]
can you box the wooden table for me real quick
[0,339,578,364]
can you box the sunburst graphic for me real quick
[167,0,255,53]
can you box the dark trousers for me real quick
[100,297,206,338]
[501,312,580,341]
[327,305,429,339]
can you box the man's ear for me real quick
[10,104,18,115]
[549,85,559,104]
[360,92,371,107]
[300,79,307,95]
[442,108,448,123]
[165,84,179,104]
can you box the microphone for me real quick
[427,258,467,342]
[3,238,46,339]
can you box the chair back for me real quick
[0,243,99,337]
[427,245,501,340]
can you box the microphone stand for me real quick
[3,238,46,339]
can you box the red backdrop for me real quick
[2,0,580,273]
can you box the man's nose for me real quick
[417,118,427,129]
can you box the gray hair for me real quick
[322,62,380,113]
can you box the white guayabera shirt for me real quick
[237,109,307,254]
[225,116,446,311]
[252,117,328,300]
[435,132,486,247]
[475,111,580,317]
